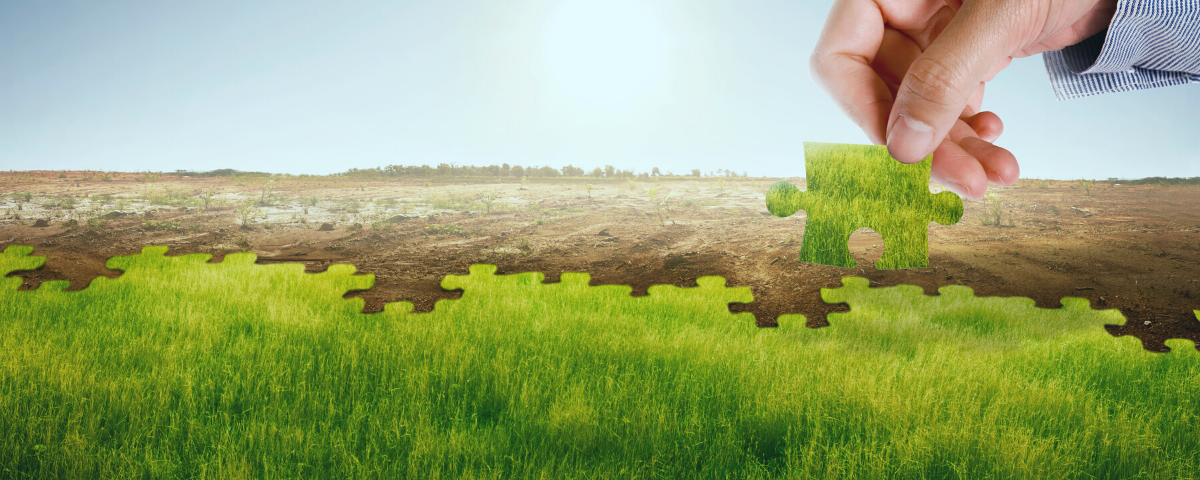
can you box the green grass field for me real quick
[1,245,1198,479]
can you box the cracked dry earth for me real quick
[3,171,1199,352]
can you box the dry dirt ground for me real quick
[3,171,1198,352]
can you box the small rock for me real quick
[1144,321,1152,326]
[387,214,415,223]
[318,223,335,231]
[32,219,50,228]
[597,229,611,236]
[101,211,129,220]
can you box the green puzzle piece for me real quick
[766,142,963,269]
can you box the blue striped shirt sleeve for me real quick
[1043,0,1200,100]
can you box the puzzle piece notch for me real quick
[1105,307,1200,352]
[766,142,963,269]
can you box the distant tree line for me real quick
[174,169,273,178]
[1104,176,1200,186]
[337,164,751,179]
[170,165,756,179]
[162,169,1200,185]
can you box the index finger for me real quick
[809,0,892,145]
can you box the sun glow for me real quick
[540,0,670,111]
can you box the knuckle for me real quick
[808,51,825,74]
[808,52,828,84]
[901,56,966,110]
[808,51,842,87]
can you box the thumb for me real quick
[886,3,1017,163]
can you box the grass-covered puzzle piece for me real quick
[766,142,963,269]
[3,246,1200,479]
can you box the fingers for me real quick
[946,119,1019,186]
[810,0,891,144]
[961,137,1019,186]
[885,2,1019,163]
[963,111,1003,143]
[929,117,1018,199]
[930,137,988,201]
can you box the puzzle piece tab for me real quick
[766,142,962,269]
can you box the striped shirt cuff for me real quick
[1043,0,1200,100]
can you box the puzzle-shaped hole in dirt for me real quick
[1107,307,1200,353]
[9,247,148,292]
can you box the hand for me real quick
[810,0,1118,199]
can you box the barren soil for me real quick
[3,171,1198,352]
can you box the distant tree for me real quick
[562,165,585,177]
[652,167,661,176]
[604,165,616,178]
[501,163,511,176]
[591,167,604,178]
[511,165,525,177]
[690,169,701,177]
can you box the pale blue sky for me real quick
[1,0,1196,179]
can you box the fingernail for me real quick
[945,181,977,200]
[985,169,1004,186]
[887,114,935,163]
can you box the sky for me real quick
[1,0,1197,179]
